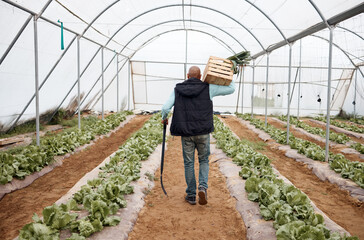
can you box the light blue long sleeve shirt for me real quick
[161,81,236,119]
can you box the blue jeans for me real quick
[181,134,210,197]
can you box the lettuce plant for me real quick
[213,116,358,240]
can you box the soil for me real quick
[221,115,364,239]
[128,135,247,240]
[302,119,364,145]
[258,116,364,163]
[0,115,150,240]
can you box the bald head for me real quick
[187,66,201,79]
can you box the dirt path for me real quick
[128,135,247,240]
[0,115,150,240]
[302,119,364,145]
[258,116,364,163]
[221,116,364,239]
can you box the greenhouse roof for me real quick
[0,0,363,134]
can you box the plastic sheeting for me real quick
[0,0,363,131]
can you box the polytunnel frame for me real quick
[88,28,240,111]
[102,4,266,50]
[1,0,129,138]
[3,0,273,138]
[1,0,363,159]
[87,1,363,160]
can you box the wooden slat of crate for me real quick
[208,65,232,75]
[209,59,232,68]
[203,70,233,85]
[202,56,234,86]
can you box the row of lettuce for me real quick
[278,115,364,154]
[349,117,364,126]
[0,111,132,185]
[315,116,364,134]
[238,114,364,189]
[19,113,164,239]
[213,116,358,240]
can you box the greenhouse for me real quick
[0,0,363,239]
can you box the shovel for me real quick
[160,121,168,196]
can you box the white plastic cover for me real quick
[0,0,363,131]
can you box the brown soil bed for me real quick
[0,115,150,240]
[221,115,364,239]
[302,119,364,145]
[259,116,364,163]
[128,135,247,240]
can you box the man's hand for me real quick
[161,119,168,125]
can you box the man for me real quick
[161,66,235,205]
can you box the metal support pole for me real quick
[7,35,77,133]
[251,60,255,118]
[353,67,357,119]
[33,16,40,146]
[77,36,81,129]
[325,27,334,162]
[116,54,119,112]
[49,47,102,122]
[235,68,242,113]
[90,59,129,109]
[128,59,131,110]
[297,39,302,119]
[265,53,270,127]
[73,54,119,116]
[101,47,104,120]
[185,30,188,78]
[286,44,293,144]
[241,66,245,114]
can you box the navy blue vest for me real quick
[170,78,214,136]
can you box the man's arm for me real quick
[209,81,235,99]
[161,90,175,120]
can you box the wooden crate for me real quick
[202,56,234,86]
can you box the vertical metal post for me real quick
[116,54,119,112]
[265,53,270,127]
[241,66,245,114]
[185,30,188,78]
[77,36,81,129]
[286,44,293,144]
[251,60,255,118]
[33,16,40,146]
[297,39,302,119]
[101,47,104,120]
[325,27,334,162]
[128,59,131,110]
[353,68,357,119]
[145,62,148,104]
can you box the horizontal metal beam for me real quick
[328,2,364,25]
[251,2,364,59]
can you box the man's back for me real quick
[170,78,213,136]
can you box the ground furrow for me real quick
[270,117,364,162]
[0,115,150,240]
[221,115,364,239]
